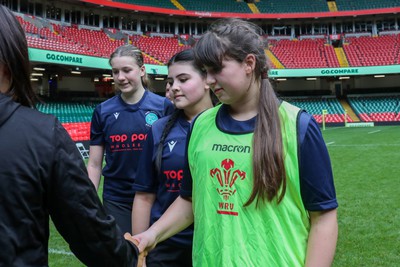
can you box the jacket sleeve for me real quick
[48,120,138,267]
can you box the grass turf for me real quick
[48,125,400,266]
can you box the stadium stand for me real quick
[347,95,400,122]
[269,38,340,69]
[343,34,400,67]
[335,0,400,11]
[284,96,353,123]
[114,0,177,9]
[256,0,329,13]
[175,0,250,13]
[134,35,191,64]
[36,101,98,141]
[8,0,400,137]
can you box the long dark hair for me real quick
[0,5,37,107]
[194,18,286,207]
[155,49,207,173]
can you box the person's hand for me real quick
[132,229,158,255]
[124,233,147,267]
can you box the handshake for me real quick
[124,233,151,267]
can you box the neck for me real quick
[183,98,214,122]
[229,83,260,121]
[121,87,145,104]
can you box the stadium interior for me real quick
[2,0,400,142]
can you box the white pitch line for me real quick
[368,130,381,134]
[326,142,335,145]
[48,248,74,256]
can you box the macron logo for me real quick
[168,141,177,152]
[113,112,120,119]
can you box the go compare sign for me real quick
[268,65,400,77]
[28,47,168,74]
[28,48,399,77]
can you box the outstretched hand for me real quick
[123,233,147,267]
[132,229,158,254]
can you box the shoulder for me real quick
[151,114,171,131]
[192,105,220,125]
[142,91,172,110]
[144,91,166,104]
[95,95,121,113]
[298,111,321,145]
[20,105,58,127]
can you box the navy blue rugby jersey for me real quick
[181,104,338,211]
[90,91,174,203]
[134,111,194,247]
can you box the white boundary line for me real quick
[48,248,74,256]
[327,143,400,147]
[368,130,381,134]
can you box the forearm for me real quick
[87,165,102,190]
[305,209,338,267]
[149,196,193,244]
[132,192,155,234]
[87,145,104,190]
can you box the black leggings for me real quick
[146,240,193,267]
[103,199,132,234]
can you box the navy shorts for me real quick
[146,240,192,267]
[103,199,132,234]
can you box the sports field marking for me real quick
[367,130,381,134]
[327,143,400,147]
[48,248,74,256]
[326,141,335,145]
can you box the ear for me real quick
[140,65,146,77]
[244,54,256,75]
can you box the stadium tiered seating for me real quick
[18,14,190,65]
[36,101,99,141]
[335,0,400,11]
[114,0,177,9]
[343,35,400,67]
[176,0,250,13]
[269,39,340,69]
[347,95,400,122]
[257,0,329,13]
[62,122,91,141]
[134,36,191,64]
[284,97,352,123]
[60,27,125,58]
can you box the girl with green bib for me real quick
[134,18,338,267]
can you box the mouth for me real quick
[118,83,129,88]
[174,94,184,99]
[213,88,223,94]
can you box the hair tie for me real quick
[261,70,268,79]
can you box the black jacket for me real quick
[0,94,138,266]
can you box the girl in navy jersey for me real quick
[134,18,338,267]
[132,49,214,267]
[87,44,173,234]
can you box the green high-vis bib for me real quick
[188,101,309,267]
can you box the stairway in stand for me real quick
[340,99,360,122]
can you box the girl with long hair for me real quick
[133,18,338,267]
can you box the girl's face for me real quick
[110,56,145,94]
[167,62,208,111]
[204,57,256,106]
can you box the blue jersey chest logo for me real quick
[145,111,159,126]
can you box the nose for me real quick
[115,72,125,81]
[170,81,180,92]
[206,73,216,87]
